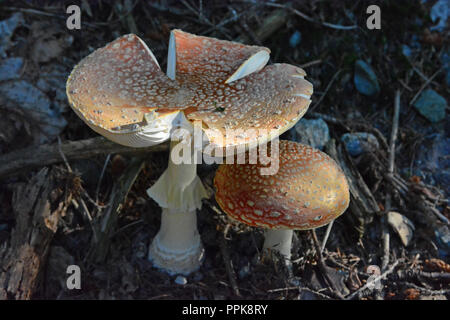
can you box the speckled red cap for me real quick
[214,140,350,230]
[66,32,313,148]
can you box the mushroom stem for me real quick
[148,207,203,275]
[147,134,207,275]
[263,229,293,261]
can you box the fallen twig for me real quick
[409,68,442,105]
[219,235,241,297]
[57,137,98,243]
[345,260,400,300]
[400,282,450,296]
[310,70,342,112]
[261,2,357,30]
[381,91,401,273]
[0,137,168,180]
[87,157,145,263]
[311,230,345,299]
[299,59,322,69]
[320,221,334,254]
[96,154,111,202]
[236,9,289,44]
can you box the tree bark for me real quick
[0,167,72,299]
[0,137,168,180]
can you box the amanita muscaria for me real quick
[214,140,350,262]
[66,30,313,275]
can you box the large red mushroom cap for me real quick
[66,31,313,149]
[214,140,350,230]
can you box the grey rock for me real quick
[354,60,380,96]
[341,132,380,157]
[294,118,330,150]
[0,57,23,81]
[430,0,448,32]
[413,89,447,123]
[0,80,67,144]
[36,71,71,112]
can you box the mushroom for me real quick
[66,30,312,275]
[214,140,350,263]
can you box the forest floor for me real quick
[0,0,448,300]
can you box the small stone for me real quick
[174,275,187,285]
[387,211,415,247]
[401,44,412,58]
[413,89,446,123]
[289,31,302,48]
[341,132,379,157]
[354,60,380,96]
[294,118,330,150]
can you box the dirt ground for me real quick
[0,0,448,300]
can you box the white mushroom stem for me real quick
[148,207,203,275]
[155,208,200,252]
[147,124,208,275]
[263,229,293,262]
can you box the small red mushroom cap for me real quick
[214,140,350,230]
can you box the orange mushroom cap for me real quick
[172,29,270,83]
[214,140,350,230]
[66,31,313,148]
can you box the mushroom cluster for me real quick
[66,30,313,275]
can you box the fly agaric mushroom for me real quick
[66,30,312,275]
[214,140,350,262]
